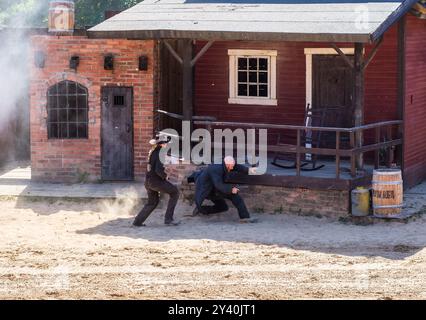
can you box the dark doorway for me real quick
[101,87,134,181]
[312,54,354,149]
[313,54,354,127]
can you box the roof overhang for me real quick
[88,0,419,43]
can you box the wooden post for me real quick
[296,129,301,176]
[353,43,365,169]
[397,17,406,171]
[350,131,356,177]
[182,39,194,129]
[335,131,340,179]
[375,127,380,169]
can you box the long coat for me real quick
[194,162,248,206]
[146,146,167,181]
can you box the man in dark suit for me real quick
[192,156,258,223]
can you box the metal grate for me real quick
[47,80,88,139]
[113,95,125,106]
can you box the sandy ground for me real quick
[0,197,425,300]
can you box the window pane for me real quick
[68,95,77,108]
[259,85,268,97]
[249,72,257,83]
[238,84,247,96]
[259,72,268,84]
[49,84,58,95]
[58,96,67,109]
[249,58,258,70]
[238,71,247,82]
[249,85,258,97]
[49,123,58,138]
[48,95,57,108]
[59,123,68,138]
[49,109,58,122]
[69,124,78,138]
[77,124,88,138]
[77,96,87,109]
[57,82,67,95]
[69,109,77,122]
[59,109,67,122]
[238,58,247,70]
[77,83,86,95]
[67,81,77,95]
[77,109,87,122]
[259,58,268,71]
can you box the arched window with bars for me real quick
[47,80,88,139]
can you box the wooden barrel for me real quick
[372,169,403,217]
[48,1,75,33]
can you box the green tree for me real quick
[75,0,143,28]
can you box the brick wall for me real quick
[167,161,350,218]
[180,179,350,218]
[30,35,156,182]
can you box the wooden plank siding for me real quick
[403,14,426,188]
[193,25,399,156]
[194,25,399,126]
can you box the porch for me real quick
[157,109,402,191]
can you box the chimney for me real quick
[48,0,75,35]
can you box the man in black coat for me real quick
[133,136,180,227]
[192,156,258,223]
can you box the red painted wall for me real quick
[194,25,399,127]
[403,15,426,188]
[30,36,155,182]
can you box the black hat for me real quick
[149,134,171,145]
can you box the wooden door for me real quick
[313,54,354,128]
[312,55,354,149]
[101,87,134,181]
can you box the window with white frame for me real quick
[228,49,277,106]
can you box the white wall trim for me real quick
[228,49,277,106]
[228,97,278,106]
[228,49,278,56]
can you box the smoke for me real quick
[0,1,48,163]
[98,187,142,217]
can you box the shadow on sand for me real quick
[76,207,426,260]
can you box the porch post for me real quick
[353,43,365,169]
[397,17,406,171]
[182,39,194,130]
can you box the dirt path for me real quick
[0,198,425,299]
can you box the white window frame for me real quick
[228,49,277,106]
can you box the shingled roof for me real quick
[88,0,419,43]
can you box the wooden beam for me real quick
[362,36,383,70]
[353,43,365,170]
[182,39,194,125]
[163,40,183,65]
[397,16,406,175]
[331,43,354,69]
[191,41,214,67]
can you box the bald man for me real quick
[193,156,258,223]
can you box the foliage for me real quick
[0,0,143,28]
[75,0,143,28]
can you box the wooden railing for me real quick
[155,110,403,180]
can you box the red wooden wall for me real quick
[403,15,426,188]
[194,25,399,126]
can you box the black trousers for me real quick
[133,177,179,225]
[198,191,250,219]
